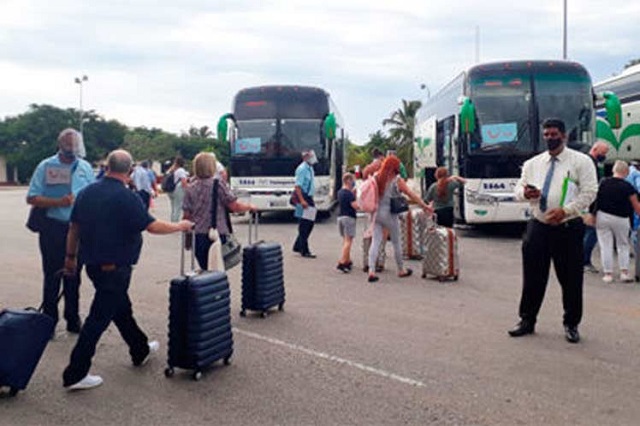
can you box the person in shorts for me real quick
[337,173,358,273]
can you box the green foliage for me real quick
[382,99,422,177]
[624,58,640,69]
[0,105,230,182]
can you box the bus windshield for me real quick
[534,73,592,143]
[233,120,278,158]
[469,74,533,153]
[281,119,323,155]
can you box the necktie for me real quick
[539,157,557,212]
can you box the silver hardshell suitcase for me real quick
[399,209,427,260]
[421,217,459,282]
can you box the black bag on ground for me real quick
[26,207,48,233]
[0,309,55,397]
[165,234,233,381]
[240,212,285,318]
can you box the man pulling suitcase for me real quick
[61,150,192,391]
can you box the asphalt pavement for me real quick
[2,188,640,425]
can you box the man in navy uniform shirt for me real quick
[62,149,193,391]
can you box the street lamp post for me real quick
[74,75,88,135]
[419,83,431,101]
[563,0,568,59]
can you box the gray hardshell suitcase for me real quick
[421,218,459,282]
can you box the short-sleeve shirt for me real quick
[71,177,155,266]
[425,180,461,210]
[295,162,315,197]
[132,166,153,193]
[174,167,189,187]
[27,154,95,222]
[182,177,237,235]
[338,188,356,218]
[596,177,637,218]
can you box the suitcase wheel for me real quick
[164,367,175,378]
[224,356,232,366]
[278,302,285,311]
[240,310,247,317]
[636,275,639,283]
[192,371,203,381]
[260,311,269,319]
[453,275,459,281]
[438,276,446,283]
[421,273,426,279]
[8,387,19,397]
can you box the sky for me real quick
[0,0,639,145]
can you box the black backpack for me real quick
[161,171,176,193]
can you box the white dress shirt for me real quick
[515,146,597,224]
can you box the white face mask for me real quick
[307,152,318,165]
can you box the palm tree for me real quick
[382,99,422,176]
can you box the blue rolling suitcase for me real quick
[0,308,54,397]
[165,234,234,381]
[240,212,286,318]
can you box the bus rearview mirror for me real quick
[217,113,234,143]
[324,113,337,140]
[602,92,622,129]
[459,98,476,134]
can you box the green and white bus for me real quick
[217,86,346,213]
[593,64,640,163]
[415,60,619,224]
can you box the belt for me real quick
[533,217,582,228]
[100,264,117,272]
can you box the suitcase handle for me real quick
[248,211,259,245]
[180,230,196,276]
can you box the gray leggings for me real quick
[368,210,403,273]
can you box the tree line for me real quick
[0,99,421,183]
[0,104,229,183]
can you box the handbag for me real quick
[26,207,48,233]
[289,190,300,206]
[211,179,242,270]
[389,179,409,214]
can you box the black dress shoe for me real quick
[66,320,83,334]
[508,321,535,337]
[301,252,317,259]
[564,325,580,343]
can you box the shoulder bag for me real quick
[389,178,409,214]
[211,179,242,270]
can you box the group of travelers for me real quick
[22,117,640,394]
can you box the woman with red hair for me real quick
[425,167,465,228]
[367,156,432,283]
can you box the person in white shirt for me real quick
[167,157,190,222]
[508,118,597,344]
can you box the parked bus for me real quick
[217,86,345,213]
[415,60,619,224]
[593,64,640,163]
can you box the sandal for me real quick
[398,268,413,278]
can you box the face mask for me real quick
[596,155,606,163]
[307,152,318,165]
[60,149,76,160]
[545,138,563,151]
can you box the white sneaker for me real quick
[67,374,103,391]
[620,272,633,282]
[603,274,613,283]
[136,340,160,366]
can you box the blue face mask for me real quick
[60,149,76,160]
[596,155,606,163]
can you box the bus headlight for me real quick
[466,189,497,206]
[234,188,251,198]
[315,183,330,197]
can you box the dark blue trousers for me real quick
[62,265,149,387]
[38,218,81,329]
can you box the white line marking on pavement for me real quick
[233,327,427,388]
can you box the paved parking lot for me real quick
[2,188,640,425]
